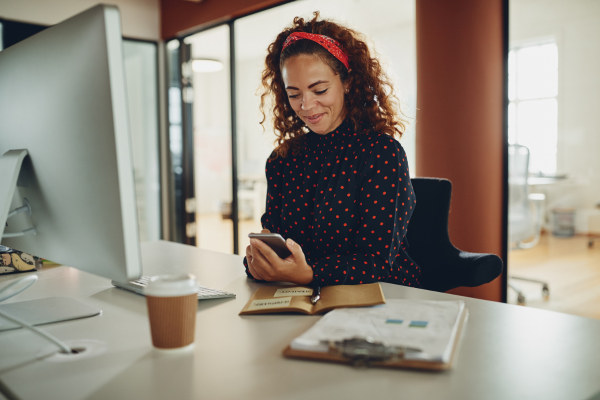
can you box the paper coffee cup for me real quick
[145,274,198,351]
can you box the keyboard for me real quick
[111,276,236,300]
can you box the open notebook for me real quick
[239,283,385,315]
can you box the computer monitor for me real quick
[0,4,141,282]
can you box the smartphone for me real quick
[248,233,292,259]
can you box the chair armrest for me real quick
[418,249,503,293]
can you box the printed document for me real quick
[290,299,466,363]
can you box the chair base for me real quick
[588,234,600,248]
[509,276,549,305]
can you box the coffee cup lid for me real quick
[144,274,198,297]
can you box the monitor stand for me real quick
[0,149,35,239]
[0,297,101,332]
[0,150,102,355]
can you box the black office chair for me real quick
[407,178,503,292]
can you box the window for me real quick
[508,42,558,173]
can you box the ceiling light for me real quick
[192,59,223,73]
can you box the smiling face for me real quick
[282,54,348,135]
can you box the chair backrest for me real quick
[407,177,503,292]
[407,178,453,250]
[407,178,455,289]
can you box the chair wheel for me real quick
[517,294,526,306]
[589,240,594,248]
[542,284,550,300]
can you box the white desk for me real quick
[1,241,600,400]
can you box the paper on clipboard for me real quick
[290,299,465,363]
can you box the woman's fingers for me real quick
[249,236,310,283]
[248,251,266,281]
[250,238,279,265]
[247,245,266,280]
[251,244,277,280]
[251,245,271,270]
[248,261,265,281]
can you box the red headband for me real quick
[281,32,349,69]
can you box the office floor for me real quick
[196,213,262,256]
[508,233,600,320]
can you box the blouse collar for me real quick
[307,118,353,138]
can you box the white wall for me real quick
[511,0,600,233]
[0,0,160,40]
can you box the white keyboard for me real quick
[111,276,236,300]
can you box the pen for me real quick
[311,286,321,305]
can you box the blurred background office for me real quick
[507,0,600,318]
[1,0,599,317]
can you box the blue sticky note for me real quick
[385,319,404,324]
[409,320,428,328]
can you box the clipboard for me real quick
[283,306,468,370]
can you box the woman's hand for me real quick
[246,229,313,285]
[245,229,270,281]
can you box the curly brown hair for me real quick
[260,12,407,158]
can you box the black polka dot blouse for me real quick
[244,119,421,288]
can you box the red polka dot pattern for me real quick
[244,119,421,288]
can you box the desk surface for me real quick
[1,241,600,400]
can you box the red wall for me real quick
[416,0,505,302]
[161,0,287,39]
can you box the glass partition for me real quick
[123,40,161,242]
[186,26,234,254]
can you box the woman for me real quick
[244,13,420,288]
